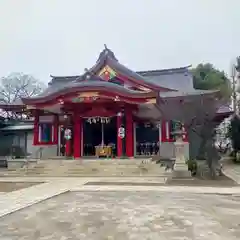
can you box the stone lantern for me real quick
[172,129,191,177]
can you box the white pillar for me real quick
[58,126,61,156]
[165,121,169,140]
[158,121,162,146]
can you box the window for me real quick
[38,123,54,144]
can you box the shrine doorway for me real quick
[135,122,160,156]
[82,117,117,157]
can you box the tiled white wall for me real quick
[26,132,58,159]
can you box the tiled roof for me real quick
[136,66,191,76]
[49,47,183,91]
[159,89,219,98]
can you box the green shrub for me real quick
[186,159,197,176]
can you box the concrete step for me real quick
[25,167,165,174]
[0,159,172,178]
[0,172,171,177]
[36,159,151,166]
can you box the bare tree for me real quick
[0,72,46,118]
[159,92,225,178]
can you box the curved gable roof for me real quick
[21,80,157,105]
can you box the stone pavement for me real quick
[0,177,240,239]
[223,164,240,184]
[0,181,70,218]
[0,191,240,239]
[0,177,167,218]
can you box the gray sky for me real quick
[0,0,239,83]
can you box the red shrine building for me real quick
[0,46,231,159]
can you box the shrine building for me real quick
[0,46,231,159]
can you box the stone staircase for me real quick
[0,159,172,179]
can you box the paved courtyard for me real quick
[0,190,240,240]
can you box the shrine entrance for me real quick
[135,122,160,156]
[83,117,117,157]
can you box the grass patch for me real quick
[167,175,237,187]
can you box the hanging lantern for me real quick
[64,129,72,140]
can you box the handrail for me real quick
[23,147,43,174]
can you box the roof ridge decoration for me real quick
[76,68,106,82]
[96,44,118,63]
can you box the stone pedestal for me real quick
[173,134,191,178]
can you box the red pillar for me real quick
[33,110,39,145]
[161,120,167,142]
[117,113,123,157]
[53,115,59,144]
[126,109,134,157]
[73,114,82,159]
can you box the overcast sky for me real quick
[0,0,239,83]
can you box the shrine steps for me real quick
[0,159,172,180]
